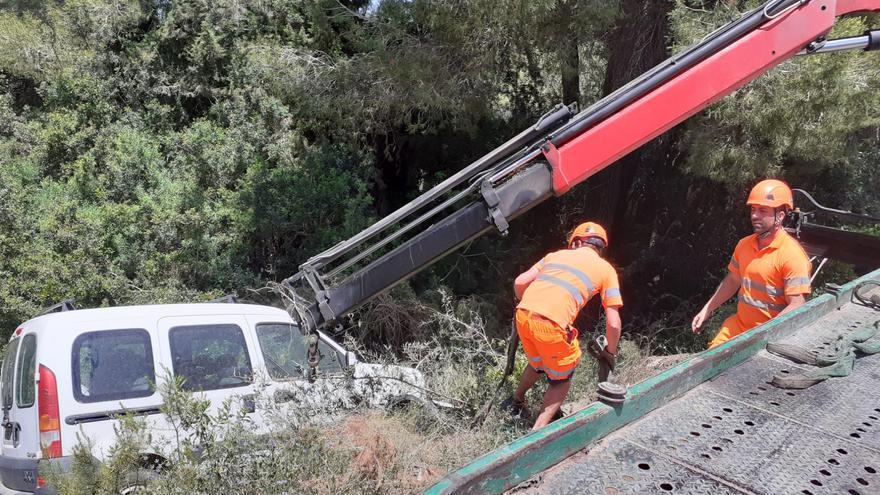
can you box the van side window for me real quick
[169,324,253,391]
[16,334,37,408]
[72,329,155,403]
[255,323,343,380]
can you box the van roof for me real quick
[18,303,292,329]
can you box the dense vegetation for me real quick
[1,0,878,348]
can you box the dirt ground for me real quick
[324,352,694,494]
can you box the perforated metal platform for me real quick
[513,301,880,495]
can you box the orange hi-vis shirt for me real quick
[516,246,623,329]
[727,229,811,331]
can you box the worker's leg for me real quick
[530,318,580,429]
[513,309,542,403]
[708,315,746,349]
[533,379,571,429]
[513,365,542,403]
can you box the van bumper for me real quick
[0,483,34,495]
[0,455,71,495]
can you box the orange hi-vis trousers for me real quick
[515,308,580,382]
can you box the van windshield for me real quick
[255,323,343,380]
[1,338,20,410]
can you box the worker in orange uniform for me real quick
[692,179,811,348]
[506,221,623,430]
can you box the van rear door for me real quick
[1,333,41,491]
[2,334,40,455]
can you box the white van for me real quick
[0,302,430,494]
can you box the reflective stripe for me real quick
[528,356,542,362]
[742,278,784,297]
[730,258,740,269]
[738,294,786,312]
[785,276,811,288]
[543,263,595,294]
[604,288,621,299]
[536,274,584,306]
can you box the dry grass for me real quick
[313,406,523,495]
[321,338,695,494]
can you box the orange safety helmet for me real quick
[568,221,608,248]
[746,179,793,210]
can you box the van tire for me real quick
[119,454,166,494]
[120,469,158,494]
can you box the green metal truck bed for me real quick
[514,297,879,494]
[425,269,880,495]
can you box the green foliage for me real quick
[0,0,877,365]
[43,415,152,495]
[0,0,622,337]
[45,375,362,495]
[671,2,880,188]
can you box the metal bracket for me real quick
[481,180,509,235]
[301,266,336,323]
[823,283,843,296]
[787,209,805,237]
[804,37,827,54]
[37,299,77,317]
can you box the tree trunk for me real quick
[599,0,676,260]
[557,0,581,106]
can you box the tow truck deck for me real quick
[426,269,880,494]
[516,291,880,494]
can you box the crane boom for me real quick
[284,0,880,334]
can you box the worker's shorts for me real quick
[708,315,750,349]
[515,309,580,382]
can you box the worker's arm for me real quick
[604,306,622,355]
[514,266,541,300]
[692,272,741,333]
[777,293,806,316]
[777,253,811,317]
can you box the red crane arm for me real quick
[545,0,880,195]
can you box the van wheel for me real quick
[120,454,165,494]
[120,483,145,495]
[120,469,157,494]
[119,471,155,495]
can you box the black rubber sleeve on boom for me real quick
[788,224,880,268]
[297,164,554,332]
[867,30,880,51]
[549,0,799,148]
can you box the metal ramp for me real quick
[425,270,880,495]
[513,302,880,495]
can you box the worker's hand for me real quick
[588,336,616,382]
[692,307,709,334]
[597,353,616,382]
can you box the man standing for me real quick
[506,221,623,430]
[692,179,811,348]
